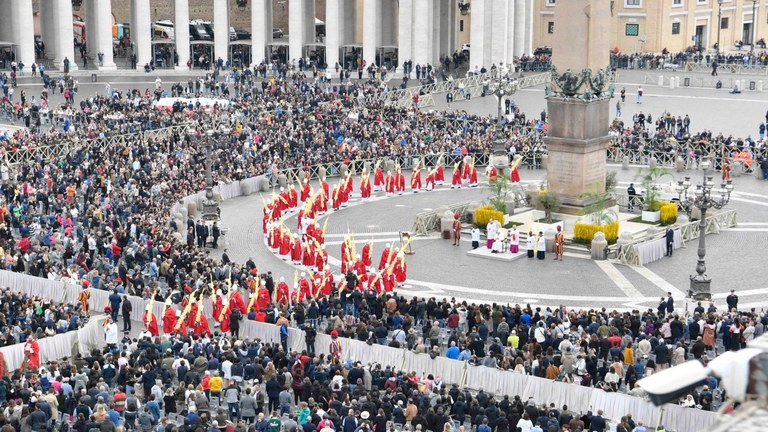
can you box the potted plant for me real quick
[637,166,671,223]
[537,189,561,224]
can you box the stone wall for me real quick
[33,0,327,32]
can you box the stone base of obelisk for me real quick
[544,97,612,214]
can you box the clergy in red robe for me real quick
[362,242,373,267]
[276,277,290,305]
[332,184,342,211]
[451,163,462,189]
[410,165,422,192]
[212,293,224,323]
[24,337,41,370]
[256,285,271,311]
[344,173,354,196]
[469,164,478,186]
[269,225,280,252]
[192,312,212,337]
[385,171,395,195]
[162,306,177,334]
[511,166,521,183]
[300,180,311,202]
[143,307,160,337]
[360,172,372,200]
[395,168,405,194]
[278,228,291,258]
[316,246,328,272]
[289,185,298,208]
[435,164,445,184]
[298,274,312,302]
[231,289,247,314]
[425,169,435,191]
[383,271,396,293]
[322,270,334,295]
[374,165,385,191]
[302,241,316,267]
[291,234,302,264]
[378,244,393,270]
[394,253,407,284]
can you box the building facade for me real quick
[533,0,768,54]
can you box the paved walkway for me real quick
[219,163,768,311]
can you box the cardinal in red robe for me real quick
[374,165,384,191]
[291,235,303,264]
[24,337,40,370]
[411,165,422,192]
[435,164,445,184]
[362,242,373,267]
[378,244,393,270]
[302,242,316,267]
[300,180,311,202]
[276,277,290,305]
[360,173,372,200]
[143,308,160,337]
[385,171,395,195]
[256,285,271,311]
[425,169,436,191]
[451,164,462,189]
[192,312,212,337]
[162,306,177,334]
[395,168,406,194]
[231,289,247,314]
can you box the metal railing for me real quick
[643,73,765,91]
[685,62,768,75]
[616,209,738,266]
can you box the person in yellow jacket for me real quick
[209,371,223,397]
[624,342,635,366]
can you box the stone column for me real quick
[175,0,191,69]
[40,0,55,62]
[288,0,305,65]
[304,0,315,52]
[524,0,533,55]
[505,0,516,67]
[490,0,507,66]
[469,0,487,69]
[431,0,441,66]
[363,0,381,66]
[413,0,433,67]
[514,0,526,57]
[12,0,35,67]
[325,0,340,68]
[131,0,152,69]
[53,0,78,71]
[88,0,116,70]
[397,0,413,73]
[214,0,230,64]
[252,0,272,65]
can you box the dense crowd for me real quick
[0,287,89,347]
[0,62,756,432]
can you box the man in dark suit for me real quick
[664,227,674,256]
[726,289,739,311]
[666,292,675,314]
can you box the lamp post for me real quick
[716,0,724,57]
[675,159,733,301]
[188,125,231,223]
[488,69,519,175]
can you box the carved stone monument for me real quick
[200,155,221,222]
[544,0,614,214]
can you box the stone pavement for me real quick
[218,163,768,312]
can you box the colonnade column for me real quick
[53,0,78,71]
[325,0,343,69]
[174,0,191,69]
[12,0,35,68]
[469,0,488,70]
[289,0,305,65]
[362,0,381,67]
[413,0,434,67]
[214,0,230,64]
[514,0,527,57]
[505,0,516,69]
[252,0,272,66]
[86,0,116,70]
[524,0,533,56]
[397,0,414,74]
[131,0,152,69]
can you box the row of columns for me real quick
[7,0,531,73]
[470,0,533,70]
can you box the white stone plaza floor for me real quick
[219,163,768,312]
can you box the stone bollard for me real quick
[741,79,746,91]
[591,232,608,260]
[675,157,685,172]
[649,157,657,169]
[658,75,664,87]
[675,76,680,87]
[759,80,764,92]
[544,227,556,253]
[241,182,252,196]
[622,156,630,170]
[277,174,288,188]
[257,175,269,192]
[187,201,198,217]
[669,79,675,90]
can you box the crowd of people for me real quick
[0,59,758,432]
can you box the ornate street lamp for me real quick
[716,0,724,56]
[488,70,518,174]
[237,0,248,12]
[458,0,471,16]
[675,159,733,301]
[188,126,231,223]
[72,0,82,11]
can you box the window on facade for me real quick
[547,0,556,5]
[625,23,640,36]
[672,22,681,34]
[626,0,641,6]
[548,22,554,34]
[673,0,682,5]
[721,17,729,29]
[459,20,464,32]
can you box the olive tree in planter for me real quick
[537,190,562,224]
[637,166,672,223]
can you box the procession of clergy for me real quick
[137,157,526,338]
